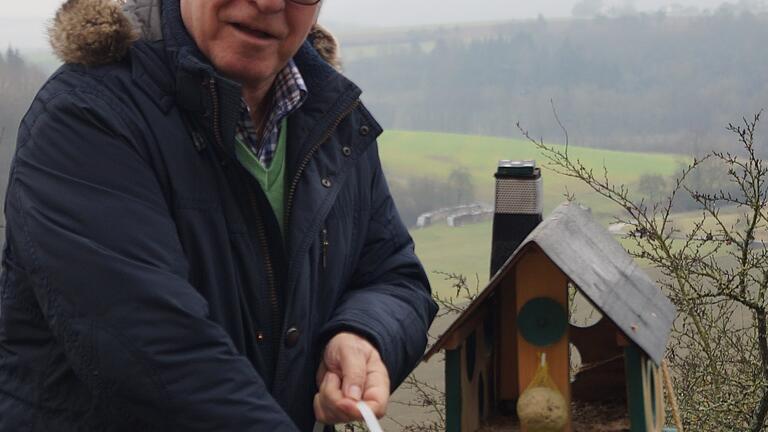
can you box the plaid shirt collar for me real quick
[235,59,308,167]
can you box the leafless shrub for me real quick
[517,108,768,431]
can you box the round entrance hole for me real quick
[569,285,603,328]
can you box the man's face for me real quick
[180,0,320,87]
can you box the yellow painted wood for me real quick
[515,247,572,432]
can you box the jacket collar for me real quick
[49,0,380,184]
[150,0,366,161]
[157,0,360,108]
[49,0,353,118]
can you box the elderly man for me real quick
[0,0,437,430]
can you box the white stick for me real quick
[357,401,384,432]
[311,402,384,432]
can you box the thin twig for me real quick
[516,109,768,430]
[551,99,569,158]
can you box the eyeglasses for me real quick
[288,0,321,5]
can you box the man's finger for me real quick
[316,372,361,424]
[314,373,332,423]
[339,344,368,401]
[363,355,390,418]
[316,372,345,424]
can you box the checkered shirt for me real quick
[236,59,308,168]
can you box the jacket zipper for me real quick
[271,99,360,389]
[206,78,225,158]
[247,188,280,365]
[206,83,361,387]
[284,100,360,228]
[207,77,280,367]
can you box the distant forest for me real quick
[3,11,768,237]
[342,10,768,154]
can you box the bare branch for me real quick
[516,110,768,430]
[551,99,569,158]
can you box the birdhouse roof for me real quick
[425,202,676,364]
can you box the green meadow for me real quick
[378,130,688,296]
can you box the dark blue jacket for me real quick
[0,1,437,430]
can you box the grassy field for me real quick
[379,130,687,218]
[378,130,688,296]
[412,220,494,296]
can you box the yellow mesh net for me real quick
[517,353,569,432]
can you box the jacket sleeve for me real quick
[6,88,300,430]
[318,144,439,388]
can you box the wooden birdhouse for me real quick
[424,161,677,432]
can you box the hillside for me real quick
[344,12,768,154]
[379,130,686,216]
[378,130,686,295]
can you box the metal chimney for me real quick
[490,160,543,277]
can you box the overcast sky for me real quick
[0,0,751,51]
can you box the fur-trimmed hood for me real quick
[48,0,341,70]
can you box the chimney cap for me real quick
[496,160,539,178]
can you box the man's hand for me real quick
[313,332,390,425]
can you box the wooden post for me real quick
[515,247,572,432]
[625,344,648,432]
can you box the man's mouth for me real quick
[232,23,277,40]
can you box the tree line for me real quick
[343,10,768,154]
[5,10,768,235]
[388,167,476,227]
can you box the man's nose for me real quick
[249,0,286,14]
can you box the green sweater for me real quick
[234,118,287,234]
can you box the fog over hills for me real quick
[2,0,768,157]
[340,11,768,154]
[0,0,756,52]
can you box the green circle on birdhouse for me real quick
[518,297,568,347]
